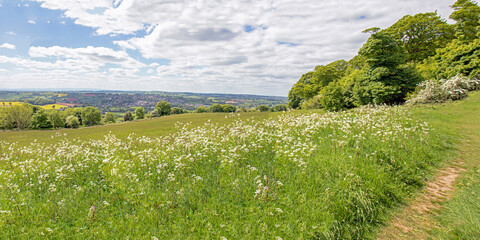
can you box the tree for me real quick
[5,103,33,129]
[195,105,208,113]
[81,106,101,126]
[46,109,65,129]
[429,39,480,79]
[272,104,287,112]
[257,105,271,112]
[355,32,422,105]
[171,107,185,115]
[208,104,224,112]
[104,112,117,124]
[320,82,346,111]
[222,104,237,113]
[150,109,160,118]
[30,110,52,129]
[135,107,145,119]
[450,0,480,41]
[66,116,80,128]
[155,101,171,116]
[124,111,133,121]
[384,12,454,62]
[73,108,83,125]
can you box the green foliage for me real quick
[171,107,186,115]
[104,112,117,124]
[195,105,208,113]
[46,110,65,129]
[450,0,480,41]
[30,110,52,129]
[272,104,287,112]
[429,39,480,79]
[221,104,236,113]
[150,109,160,118]
[256,105,271,112]
[355,33,423,105]
[155,101,171,116]
[124,111,133,122]
[208,104,224,112]
[65,116,80,128]
[301,95,323,110]
[319,82,346,111]
[81,106,101,126]
[135,107,145,120]
[383,12,454,62]
[1,103,33,129]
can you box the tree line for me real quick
[0,100,288,130]
[288,0,480,111]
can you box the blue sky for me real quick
[0,0,454,96]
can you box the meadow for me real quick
[0,96,467,239]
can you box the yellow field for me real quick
[0,101,24,107]
[0,102,68,109]
[57,93,68,97]
[39,104,69,109]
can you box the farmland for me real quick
[2,93,477,239]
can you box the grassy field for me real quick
[0,95,473,239]
[0,102,69,110]
[417,92,480,238]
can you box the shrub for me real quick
[195,105,208,113]
[104,112,117,124]
[30,110,52,129]
[155,101,171,116]
[301,95,322,110]
[208,104,224,112]
[135,107,145,119]
[66,116,80,128]
[272,104,287,112]
[150,109,160,118]
[124,111,133,121]
[81,107,101,126]
[171,107,185,115]
[257,105,271,112]
[222,104,237,113]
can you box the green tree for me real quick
[150,109,160,118]
[208,104,224,112]
[257,105,270,112]
[155,101,171,116]
[171,107,185,115]
[104,112,117,124]
[135,107,145,119]
[450,0,480,41]
[272,104,287,112]
[429,39,480,79]
[124,111,133,121]
[355,32,422,105]
[5,103,33,129]
[30,110,52,129]
[384,12,454,62]
[320,82,346,111]
[221,104,237,113]
[195,105,208,113]
[65,116,80,128]
[46,110,65,129]
[73,108,83,125]
[81,106,101,126]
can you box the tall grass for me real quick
[0,106,451,239]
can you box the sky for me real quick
[0,0,455,96]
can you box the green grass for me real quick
[0,97,473,239]
[0,112,280,146]
[415,92,480,239]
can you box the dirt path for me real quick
[377,159,466,240]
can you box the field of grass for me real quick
[0,97,468,238]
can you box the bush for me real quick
[150,109,160,118]
[408,75,480,105]
[81,107,101,126]
[222,104,237,113]
[124,111,133,121]
[195,105,208,113]
[66,116,80,128]
[104,112,117,124]
[30,110,52,129]
[272,104,287,112]
[301,95,323,110]
[320,83,346,111]
[171,107,185,115]
[257,105,271,112]
[208,104,224,112]
[155,101,171,116]
[135,107,145,119]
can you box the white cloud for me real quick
[28,20,36,24]
[0,43,16,50]
[6,31,16,36]
[21,1,456,95]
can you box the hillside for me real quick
[2,93,479,238]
